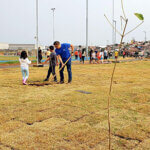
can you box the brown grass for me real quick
[0,60,150,150]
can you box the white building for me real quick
[8,44,45,51]
[9,44,35,51]
[0,43,9,50]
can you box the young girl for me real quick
[79,51,82,62]
[100,51,104,64]
[91,51,96,64]
[19,51,31,85]
[97,51,101,64]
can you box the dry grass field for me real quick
[0,60,150,150]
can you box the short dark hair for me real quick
[20,51,28,59]
[53,41,60,45]
[49,45,54,50]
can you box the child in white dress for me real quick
[19,51,31,85]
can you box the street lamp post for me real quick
[113,20,117,44]
[36,0,39,65]
[86,0,88,60]
[112,0,115,45]
[143,31,147,42]
[51,8,56,43]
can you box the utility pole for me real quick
[143,31,147,42]
[86,0,89,60]
[51,8,56,43]
[36,0,39,65]
[112,0,115,46]
[107,40,109,46]
[113,20,117,44]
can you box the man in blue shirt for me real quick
[54,41,74,84]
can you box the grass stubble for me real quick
[0,61,150,150]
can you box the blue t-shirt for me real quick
[55,43,71,62]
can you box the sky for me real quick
[0,0,149,46]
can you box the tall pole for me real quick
[143,31,147,42]
[113,20,117,44]
[112,0,115,46]
[107,40,109,46]
[51,8,56,43]
[36,0,39,65]
[86,0,88,60]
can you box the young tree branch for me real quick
[121,0,127,20]
[124,21,144,36]
[107,19,128,150]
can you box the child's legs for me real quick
[46,66,52,79]
[24,69,29,80]
[75,55,78,60]
[80,57,82,62]
[101,57,103,63]
[21,68,26,80]
[52,65,57,81]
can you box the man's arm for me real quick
[42,57,50,65]
[70,44,74,56]
[57,55,64,66]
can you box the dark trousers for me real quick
[104,56,108,60]
[75,55,78,60]
[59,61,72,82]
[80,57,82,62]
[90,56,92,64]
[46,65,57,81]
[82,56,85,64]
[38,55,42,63]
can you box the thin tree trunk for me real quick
[108,19,128,150]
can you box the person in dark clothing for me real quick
[43,46,57,82]
[135,51,139,59]
[104,49,108,60]
[82,48,86,64]
[95,49,98,56]
[89,49,93,64]
[38,47,43,63]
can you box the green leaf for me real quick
[134,13,144,21]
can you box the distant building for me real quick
[0,43,9,50]
[0,43,45,56]
[9,44,36,51]
[8,44,45,51]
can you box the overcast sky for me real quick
[0,0,149,46]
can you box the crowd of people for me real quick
[73,48,116,64]
[121,49,145,59]
[73,47,146,64]
[39,44,147,65]
[19,43,148,85]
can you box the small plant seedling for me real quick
[104,0,144,149]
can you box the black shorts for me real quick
[104,56,108,60]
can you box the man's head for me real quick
[49,45,54,52]
[54,41,61,49]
